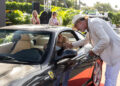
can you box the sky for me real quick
[81,0,120,10]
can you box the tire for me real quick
[92,60,102,86]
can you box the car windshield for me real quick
[0,29,51,64]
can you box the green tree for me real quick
[115,5,118,9]
[94,2,114,12]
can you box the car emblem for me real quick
[48,71,54,79]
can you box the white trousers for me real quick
[105,62,120,86]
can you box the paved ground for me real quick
[101,27,120,86]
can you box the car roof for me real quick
[0,24,72,32]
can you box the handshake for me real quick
[63,43,96,57]
[63,43,73,49]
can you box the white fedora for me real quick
[72,14,86,24]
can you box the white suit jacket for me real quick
[72,18,120,66]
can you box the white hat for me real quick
[72,14,86,24]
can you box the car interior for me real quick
[11,34,33,54]
[0,30,50,63]
[55,32,79,61]
[60,32,79,51]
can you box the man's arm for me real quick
[64,33,90,48]
[72,32,90,47]
[92,22,110,55]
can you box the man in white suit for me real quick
[64,14,120,86]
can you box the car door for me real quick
[57,30,94,79]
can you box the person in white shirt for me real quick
[64,14,120,86]
[49,12,59,26]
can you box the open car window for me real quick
[59,31,80,51]
[55,31,84,61]
[0,30,51,64]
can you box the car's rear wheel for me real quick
[92,60,102,86]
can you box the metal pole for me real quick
[0,0,6,27]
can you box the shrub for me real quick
[0,39,4,44]
[6,1,44,13]
[24,14,32,24]
[4,34,13,43]
[108,12,120,27]
[51,6,80,26]
[6,1,81,26]
[6,10,24,24]
[6,10,32,24]
[62,8,80,26]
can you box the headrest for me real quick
[20,34,31,41]
[12,31,24,42]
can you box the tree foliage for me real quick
[108,12,120,26]
[94,2,114,12]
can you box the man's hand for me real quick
[63,43,73,49]
[88,50,96,57]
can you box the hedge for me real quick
[50,6,81,26]
[6,1,44,13]
[6,1,120,27]
[6,1,81,26]
[108,12,120,27]
[6,10,32,24]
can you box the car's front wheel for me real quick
[92,60,103,86]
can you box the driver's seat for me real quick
[11,34,33,54]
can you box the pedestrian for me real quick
[49,12,59,26]
[64,14,120,86]
[32,10,40,24]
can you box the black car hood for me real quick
[0,63,38,86]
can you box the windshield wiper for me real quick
[0,55,25,63]
[0,55,39,65]
[0,55,14,60]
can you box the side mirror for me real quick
[55,50,77,72]
[56,49,77,61]
[62,49,77,58]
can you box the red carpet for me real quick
[68,67,104,86]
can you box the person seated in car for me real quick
[54,34,72,86]
[56,34,69,56]
[43,34,69,55]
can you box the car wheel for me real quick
[92,60,102,86]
